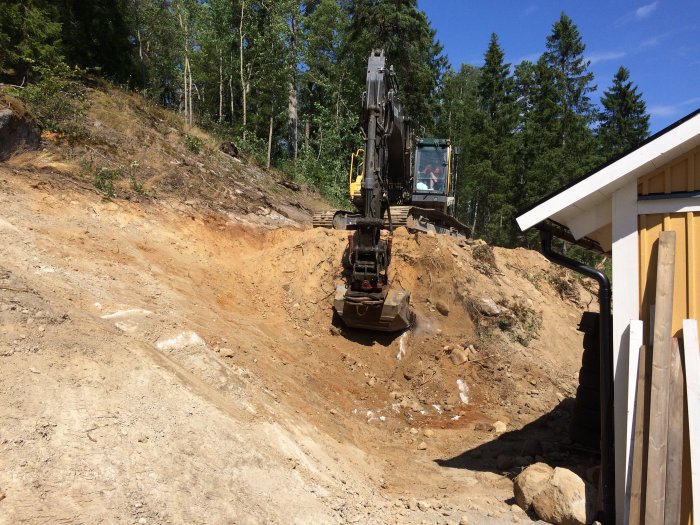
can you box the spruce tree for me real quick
[435,64,479,222]
[345,0,447,131]
[598,66,650,159]
[464,33,519,245]
[519,13,601,210]
[0,0,64,83]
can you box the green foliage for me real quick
[516,14,601,212]
[598,66,650,159]
[184,134,203,154]
[93,167,123,198]
[1,1,653,258]
[15,63,86,140]
[0,0,65,83]
[345,0,447,132]
[461,34,520,245]
[499,298,542,346]
[57,0,136,82]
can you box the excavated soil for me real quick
[0,86,600,525]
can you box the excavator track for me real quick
[313,206,471,239]
[312,211,337,228]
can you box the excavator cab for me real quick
[412,138,455,215]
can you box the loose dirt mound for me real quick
[0,86,599,524]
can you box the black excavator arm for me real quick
[333,50,413,332]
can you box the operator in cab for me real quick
[416,164,433,191]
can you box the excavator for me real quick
[313,50,471,332]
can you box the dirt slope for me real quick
[0,87,599,525]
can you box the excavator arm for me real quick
[333,50,413,332]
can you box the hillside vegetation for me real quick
[1,0,649,246]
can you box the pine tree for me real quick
[598,66,650,159]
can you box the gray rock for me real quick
[219,347,234,357]
[0,109,40,161]
[478,297,502,316]
[492,420,507,433]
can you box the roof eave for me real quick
[516,110,700,233]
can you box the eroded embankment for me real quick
[0,170,596,524]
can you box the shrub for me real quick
[184,134,203,154]
[93,167,122,198]
[14,64,87,142]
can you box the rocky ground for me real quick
[0,85,600,525]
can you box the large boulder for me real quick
[514,462,554,510]
[0,108,40,161]
[515,464,597,525]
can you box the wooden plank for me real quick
[629,344,650,525]
[626,320,645,524]
[684,319,700,522]
[645,230,677,524]
[665,338,685,525]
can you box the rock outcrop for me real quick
[0,108,40,161]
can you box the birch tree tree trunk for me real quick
[218,48,223,123]
[239,0,247,138]
[267,112,273,169]
[287,5,298,159]
[229,51,234,124]
[178,10,192,127]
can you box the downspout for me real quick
[540,230,615,524]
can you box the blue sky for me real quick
[417,1,700,133]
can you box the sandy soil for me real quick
[0,86,600,525]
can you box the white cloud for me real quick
[588,51,627,65]
[640,35,663,48]
[521,5,537,16]
[649,97,700,118]
[616,2,660,26]
[635,1,659,19]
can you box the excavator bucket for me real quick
[333,285,412,332]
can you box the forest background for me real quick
[0,0,651,248]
